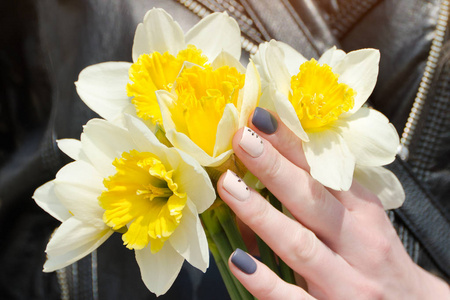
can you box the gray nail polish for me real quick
[252,107,278,134]
[231,248,257,274]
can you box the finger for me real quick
[250,107,309,171]
[250,107,375,212]
[217,170,356,288]
[233,126,355,251]
[228,249,316,300]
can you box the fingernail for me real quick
[231,248,257,274]
[252,107,278,134]
[239,127,264,158]
[223,170,250,201]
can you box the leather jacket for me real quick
[0,0,448,299]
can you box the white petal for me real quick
[318,46,346,68]
[186,12,241,61]
[303,130,355,191]
[354,166,405,210]
[57,139,82,161]
[132,8,185,62]
[124,114,170,163]
[211,51,246,74]
[166,129,233,167]
[81,119,136,177]
[170,149,216,213]
[275,41,308,75]
[54,161,105,228]
[332,49,380,113]
[170,201,209,272]
[272,88,309,141]
[337,107,399,166]
[44,217,112,272]
[251,42,270,83]
[135,243,184,296]
[33,181,71,222]
[75,62,132,121]
[156,90,178,133]
[265,41,292,96]
[238,61,261,128]
[214,104,239,157]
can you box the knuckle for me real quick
[249,198,272,228]
[361,282,384,300]
[260,148,284,181]
[291,228,319,264]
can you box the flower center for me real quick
[99,150,187,253]
[289,59,356,130]
[127,45,209,125]
[172,65,245,156]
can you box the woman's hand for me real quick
[217,107,449,299]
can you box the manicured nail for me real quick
[252,107,278,134]
[231,248,257,274]
[239,127,264,158]
[223,170,250,201]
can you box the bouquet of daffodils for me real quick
[33,8,404,298]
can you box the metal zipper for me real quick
[397,0,450,161]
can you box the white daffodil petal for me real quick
[75,62,132,121]
[275,41,308,75]
[332,49,380,114]
[265,41,292,96]
[354,165,405,210]
[186,12,241,61]
[135,243,184,297]
[170,201,209,272]
[211,51,246,74]
[318,46,346,68]
[44,217,112,272]
[166,129,232,167]
[156,90,179,133]
[33,181,71,222]
[57,139,82,161]
[238,61,261,128]
[54,161,105,227]
[132,8,185,62]
[251,42,270,83]
[81,119,135,177]
[214,104,239,157]
[171,149,215,213]
[337,107,399,166]
[273,89,309,141]
[303,130,355,191]
[124,114,170,165]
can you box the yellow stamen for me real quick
[289,59,356,130]
[171,65,245,156]
[98,150,186,253]
[127,45,208,125]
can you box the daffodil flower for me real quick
[33,116,215,296]
[156,52,260,167]
[75,8,241,130]
[253,41,401,198]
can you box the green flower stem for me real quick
[279,257,296,284]
[204,230,241,300]
[262,190,296,284]
[255,235,280,275]
[215,203,248,252]
[201,206,253,300]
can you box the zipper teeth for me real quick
[177,0,259,54]
[398,0,450,160]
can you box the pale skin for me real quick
[217,111,450,299]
